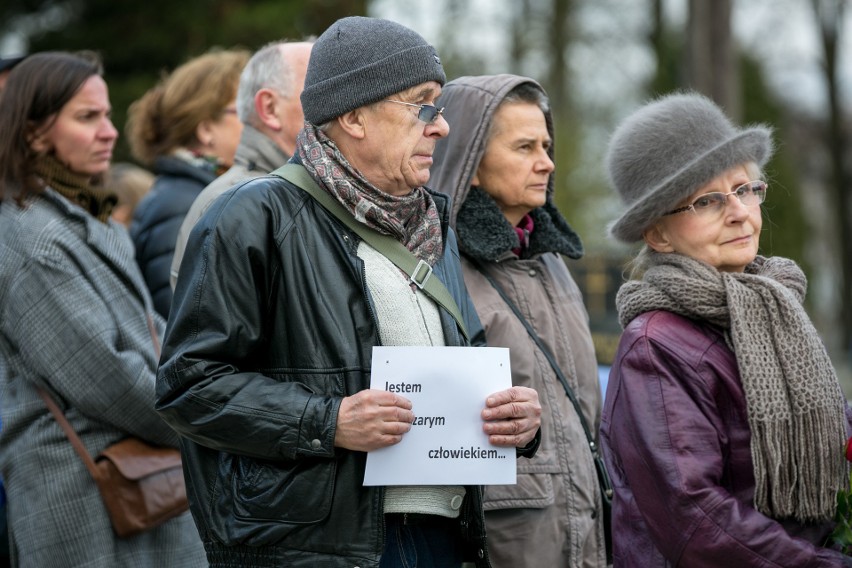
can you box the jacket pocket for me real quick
[231,455,336,523]
[482,472,555,511]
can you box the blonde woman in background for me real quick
[126,49,249,318]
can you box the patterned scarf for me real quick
[296,123,443,267]
[616,252,847,522]
[33,155,117,223]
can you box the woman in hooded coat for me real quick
[430,74,607,567]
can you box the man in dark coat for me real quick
[157,16,542,568]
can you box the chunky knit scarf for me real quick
[33,155,117,223]
[296,123,443,267]
[617,252,847,522]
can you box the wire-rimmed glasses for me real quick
[384,99,444,124]
[663,180,768,217]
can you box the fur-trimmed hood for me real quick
[430,73,583,261]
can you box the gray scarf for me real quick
[617,252,847,522]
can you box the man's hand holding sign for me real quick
[359,346,541,486]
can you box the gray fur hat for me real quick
[606,92,773,243]
[300,16,446,125]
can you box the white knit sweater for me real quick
[358,242,466,518]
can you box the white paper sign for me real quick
[363,346,515,486]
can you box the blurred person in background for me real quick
[126,48,249,318]
[0,55,25,93]
[170,39,312,289]
[430,74,607,567]
[106,162,155,227]
[0,51,205,568]
[601,92,852,567]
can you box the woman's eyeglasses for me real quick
[663,180,768,217]
[383,99,444,124]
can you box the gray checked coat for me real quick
[0,189,206,568]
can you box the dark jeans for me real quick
[380,514,463,568]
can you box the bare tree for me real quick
[811,0,852,357]
[685,0,739,118]
[648,0,679,95]
[548,0,573,111]
[650,0,664,73]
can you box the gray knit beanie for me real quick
[300,16,446,125]
[606,92,773,243]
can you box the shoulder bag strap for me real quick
[272,163,469,342]
[37,313,164,480]
[471,259,612,500]
[37,388,100,477]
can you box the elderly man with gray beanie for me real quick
[599,92,852,567]
[156,16,541,568]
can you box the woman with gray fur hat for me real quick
[600,92,852,566]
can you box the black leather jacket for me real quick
[156,163,495,568]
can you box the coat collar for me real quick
[234,124,290,174]
[455,185,583,262]
[152,155,218,185]
[41,189,154,309]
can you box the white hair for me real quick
[236,41,307,126]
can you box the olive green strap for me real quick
[272,164,470,342]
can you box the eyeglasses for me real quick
[663,180,768,217]
[384,99,445,124]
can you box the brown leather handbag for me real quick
[37,315,188,538]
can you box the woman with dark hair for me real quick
[0,51,205,568]
[601,92,852,566]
